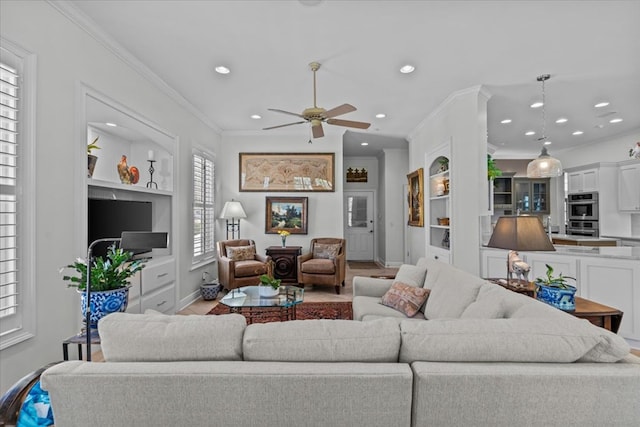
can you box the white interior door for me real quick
[344,191,374,261]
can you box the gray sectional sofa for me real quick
[41,259,640,427]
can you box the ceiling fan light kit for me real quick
[527,74,564,178]
[263,62,371,138]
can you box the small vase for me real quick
[79,287,129,328]
[88,154,98,178]
[281,237,286,247]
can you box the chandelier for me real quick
[527,74,563,178]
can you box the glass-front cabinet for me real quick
[514,178,550,214]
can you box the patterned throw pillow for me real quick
[226,245,256,261]
[381,282,431,317]
[313,243,341,259]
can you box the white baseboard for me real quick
[178,289,202,312]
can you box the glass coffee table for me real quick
[220,285,304,324]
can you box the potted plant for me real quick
[87,136,100,178]
[61,244,146,327]
[259,273,281,298]
[487,154,503,181]
[534,264,577,311]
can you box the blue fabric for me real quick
[17,380,54,427]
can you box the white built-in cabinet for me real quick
[480,247,640,347]
[618,162,640,212]
[427,143,451,264]
[567,168,599,194]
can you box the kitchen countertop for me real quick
[551,234,619,243]
[552,245,640,260]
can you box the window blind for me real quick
[193,153,215,262]
[0,62,19,318]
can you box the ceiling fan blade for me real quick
[263,121,306,130]
[312,122,325,138]
[326,118,371,129]
[324,103,356,118]
[268,108,305,119]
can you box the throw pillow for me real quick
[381,282,431,317]
[226,245,255,261]
[313,243,341,259]
[393,264,428,288]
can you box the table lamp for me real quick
[84,231,168,361]
[486,215,555,285]
[220,200,247,239]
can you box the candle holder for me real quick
[146,160,157,189]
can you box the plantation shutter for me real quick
[0,61,19,319]
[193,152,215,262]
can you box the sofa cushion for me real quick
[234,259,269,277]
[381,282,431,317]
[460,297,505,319]
[300,258,335,274]
[243,318,401,362]
[313,243,341,259]
[393,264,428,288]
[226,245,256,261]
[98,312,246,362]
[399,318,630,363]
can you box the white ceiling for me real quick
[65,0,640,158]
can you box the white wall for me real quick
[216,133,344,254]
[0,1,221,393]
[407,87,489,273]
[557,130,640,169]
[380,149,409,266]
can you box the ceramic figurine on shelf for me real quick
[630,142,640,159]
[507,250,530,282]
[116,155,140,184]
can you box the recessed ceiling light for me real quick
[250,114,261,119]
[375,113,386,118]
[555,117,568,124]
[500,119,512,124]
[609,118,623,123]
[544,141,552,145]
[361,142,369,146]
[105,122,117,127]
[525,131,536,136]
[594,102,610,108]
[215,65,230,74]
[572,130,584,136]
[399,64,415,74]
[530,102,544,108]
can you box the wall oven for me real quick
[566,220,599,237]
[568,192,598,221]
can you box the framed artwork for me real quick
[407,168,424,227]
[265,197,308,234]
[239,152,334,192]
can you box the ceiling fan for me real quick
[263,62,371,138]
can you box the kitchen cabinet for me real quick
[514,178,550,214]
[492,174,515,210]
[618,163,640,212]
[567,168,598,194]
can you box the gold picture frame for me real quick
[265,197,308,234]
[239,152,335,192]
[407,168,424,227]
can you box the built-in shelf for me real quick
[89,178,173,197]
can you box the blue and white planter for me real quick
[536,283,577,311]
[79,287,129,328]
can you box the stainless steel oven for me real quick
[568,192,598,221]
[566,220,599,237]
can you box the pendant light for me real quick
[527,74,563,178]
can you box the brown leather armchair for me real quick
[297,238,346,294]
[217,239,272,291]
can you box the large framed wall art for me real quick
[265,197,308,234]
[239,152,335,192]
[407,168,424,227]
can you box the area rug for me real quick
[207,301,353,323]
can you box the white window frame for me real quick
[192,150,215,265]
[0,39,37,350]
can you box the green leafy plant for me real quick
[87,136,100,155]
[535,264,576,289]
[487,154,502,180]
[259,274,281,290]
[61,244,145,291]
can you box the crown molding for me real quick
[47,0,222,134]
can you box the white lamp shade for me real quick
[527,147,563,178]
[220,200,247,219]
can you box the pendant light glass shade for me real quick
[526,74,563,178]
[527,147,563,177]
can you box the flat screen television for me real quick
[88,198,153,258]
